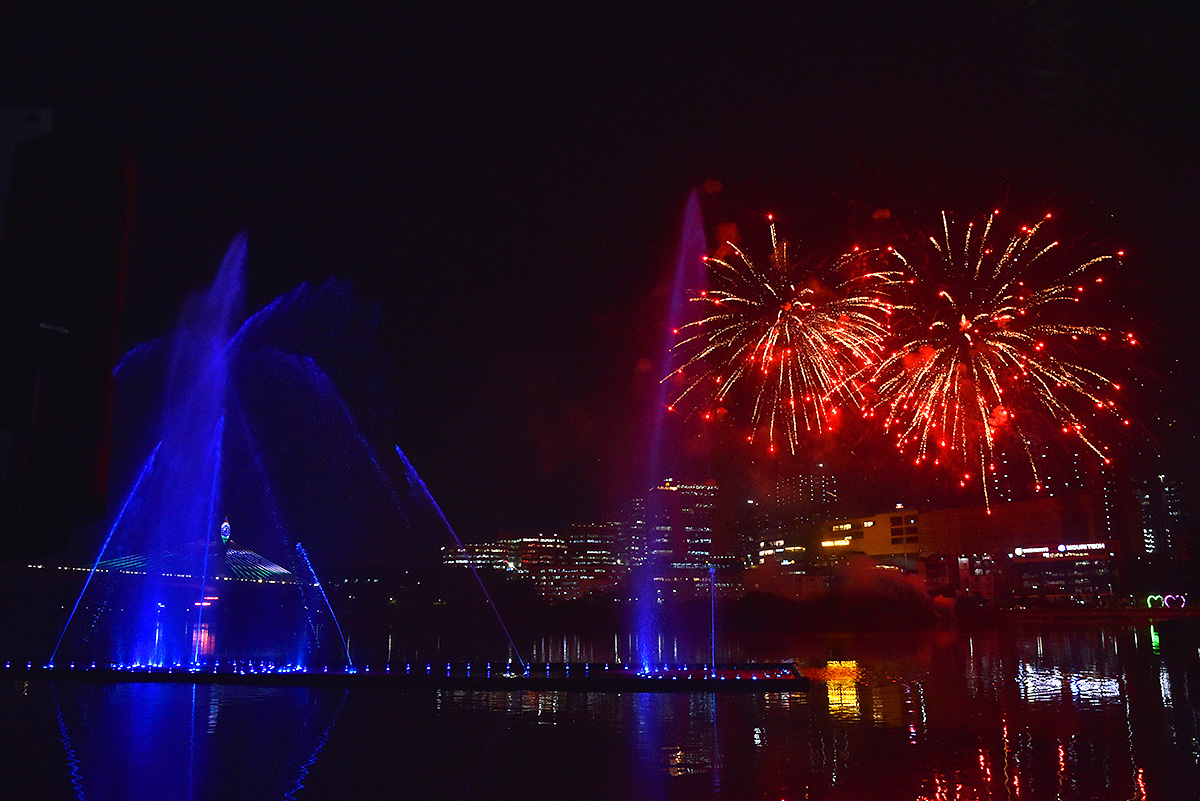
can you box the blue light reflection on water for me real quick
[2,623,1198,800]
[5,683,347,800]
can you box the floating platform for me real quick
[3,662,810,693]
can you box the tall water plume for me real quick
[633,190,707,672]
[53,236,434,667]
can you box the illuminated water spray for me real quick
[50,441,163,666]
[295,542,353,669]
[395,445,526,670]
[52,232,493,668]
[635,189,707,673]
[709,564,716,670]
[193,414,225,664]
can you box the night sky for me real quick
[3,3,1198,542]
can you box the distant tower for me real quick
[619,496,647,567]
[626,479,718,569]
[769,463,838,526]
[1139,474,1186,557]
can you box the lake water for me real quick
[2,622,1197,800]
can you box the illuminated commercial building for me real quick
[818,495,1125,602]
[922,553,1002,599]
[817,507,921,570]
[440,541,516,571]
[988,443,1087,504]
[440,532,623,603]
[753,534,826,595]
[757,539,807,567]
[1007,541,1118,600]
[565,522,621,567]
[986,444,1137,551]
[529,563,623,603]
[440,534,566,573]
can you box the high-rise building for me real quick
[618,496,647,567]
[770,463,838,524]
[746,462,839,562]
[643,478,716,569]
[1138,474,1187,557]
[985,442,1138,553]
[565,522,621,566]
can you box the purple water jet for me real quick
[634,189,707,673]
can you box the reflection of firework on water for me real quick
[868,211,1134,506]
[667,216,908,454]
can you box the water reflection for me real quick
[525,630,750,665]
[822,660,861,721]
[3,623,1197,799]
[31,683,346,800]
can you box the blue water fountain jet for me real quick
[709,564,717,670]
[193,414,225,665]
[54,233,502,670]
[394,445,527,670]
[292,354,407,516]
[295,542,353,669]
[51,440,162,667]
[227,391,320,659]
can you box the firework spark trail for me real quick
[868,211,1132,506]
[667,216,909,454]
